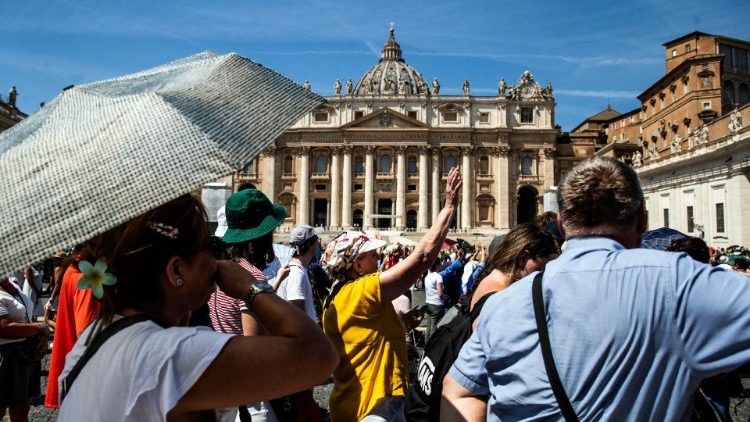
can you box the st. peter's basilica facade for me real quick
[233,28,560,233]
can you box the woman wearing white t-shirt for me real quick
[57,194,337,422]
[423,259,446,343]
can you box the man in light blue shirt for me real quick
[443,157,750,420]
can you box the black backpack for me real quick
[404,293,495,421]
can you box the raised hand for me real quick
[444,166,462,207]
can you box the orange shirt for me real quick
[44,265,100,408]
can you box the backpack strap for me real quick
[60,314,168,403]
[532,272,579,422]
[468,292,496,324]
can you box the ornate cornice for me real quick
[295,146,311,156]
[261,145,277,157]
[491,146,511,157]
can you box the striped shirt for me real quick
[208,258,266,335]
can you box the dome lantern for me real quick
[353,24,429,96]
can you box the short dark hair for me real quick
[558,157,643,237]
[667,237,710,264]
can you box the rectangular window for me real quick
[663,208,670,228]
[354,111,364,120]
[736,48,748,70]
[314,184,327,191]
[520,107,533,123]
[479,112,490,123]
[407,184,417,191]
[719,44,733,68]
[314,112,329,122]
[687,206,694,232]
[354,183,363,191]
[702,101,711,110]
[685,44,691,53]
[407,111,418,119]
[716,203,725,233]
[443,111,458,122]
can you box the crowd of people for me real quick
[2,158,750,421]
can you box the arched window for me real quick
[739,83,750,105]
[479,155,489,175]
[521,155,533,176]
[723,80,736,106]
[407,156,418,175]
[443,153,457,173]
[314,154,328,174]
[354,156,365,174]
[283,155,293,174]
[379,154,392,174]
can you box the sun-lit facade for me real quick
[233,28,561,234]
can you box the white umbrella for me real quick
[0,52,323,275]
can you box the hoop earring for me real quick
[175,277,184,287]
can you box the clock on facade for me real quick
[521,85,535,99]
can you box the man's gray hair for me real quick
[558,157,643,237]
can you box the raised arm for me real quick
[172,260,337,414]
[380,166,462,302]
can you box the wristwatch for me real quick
[243,281,275,312]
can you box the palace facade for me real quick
[229,28,562,233]
[575,31,750,247]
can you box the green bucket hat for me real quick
[222,189,287,244]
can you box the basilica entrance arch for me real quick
[406,209,417,230]
[517,186,538,224]
[377,198,393,229]
[313,198,328,227]
[352,209,363,229]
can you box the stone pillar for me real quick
[418,146,429,231]
[494,146,511,230]
[461,147,473,230]
[261,146,276,202]
[431,147,441,224]
[364,146,375,229]
[396,146,407,230]
[330,147,341,230]
[298,147,310,225]
[543,147,556,192]
[341,146,353,229]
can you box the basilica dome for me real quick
[353,27,430,96]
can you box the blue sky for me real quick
[2,0,749,131]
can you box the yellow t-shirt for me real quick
[322,273,408,422]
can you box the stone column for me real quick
[418,146,430,231]
[431,147,441,224]
[330,147,341,230]
[298,147,310,225]
[461,147,473,230]
[543,147,556,192]
[261,146,276,202]
[395,146,407,230]
[341,146,353,229]
[364,146,375,229]
[494,146,511,230]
